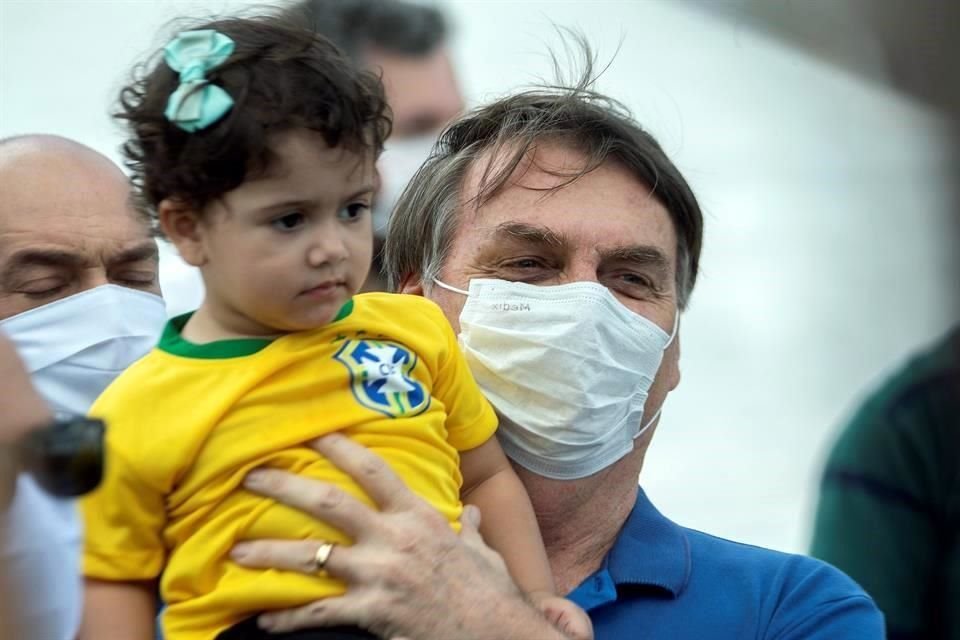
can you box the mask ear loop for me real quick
[635,310,679,440]
[432,278,470,296]
[664,310,680,349]
[634,408,662,441]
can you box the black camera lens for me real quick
[18,417,105,497]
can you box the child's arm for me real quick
[79,579,157,640]
[78,401,167,639]
[460,438,593,640]
[430,300,589,637]
[459,436,555,597]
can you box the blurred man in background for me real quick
[811,327,960,639]
[798,4,960,638]
[285,0,465,289]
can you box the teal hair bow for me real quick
[163,30,236,132]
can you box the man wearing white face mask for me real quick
[226,66,884,638]
[0,135,167,640]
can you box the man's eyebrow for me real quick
[600,245,671,275]
[493,222,565,248]
[1,248,86,275]
[107,241,159,265]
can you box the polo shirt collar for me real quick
[605,488,692,597]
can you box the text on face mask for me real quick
[488,302,532,312]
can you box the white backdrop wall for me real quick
[1,0,955,553]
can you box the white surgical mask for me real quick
[434,278,677,480]
[0,284,167,416]
[374,133,437,236]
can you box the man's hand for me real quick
[530,593,594,640]
[230,433,570,640]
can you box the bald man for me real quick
[0,135,163,317]
[0,135,167,639]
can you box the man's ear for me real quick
[158,199,207,267]
[398,272,424,295]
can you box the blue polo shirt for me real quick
[569,490,883,638]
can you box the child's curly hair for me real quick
[118,15,391,231]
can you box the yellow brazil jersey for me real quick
[80,293,497,640]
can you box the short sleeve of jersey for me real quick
[422,302,497,452]
[81,393,167,582]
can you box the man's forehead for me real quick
[461,141,630,205]
[366,46,463,136]
[0,190,145,235]
[459,143,675,248]
[0,136,122,180]
[0,175,149,256]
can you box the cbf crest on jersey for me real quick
[334,339,430,417]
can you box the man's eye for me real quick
[503,258,546,270]
[339,203,370,221]
[20,280,69,298]
[619,273,651,286]
[114,271,157,287]
[606,272,659,298]
[271,212,306,231]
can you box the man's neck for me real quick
[515,450,645,594]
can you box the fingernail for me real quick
[230,543,250,561]
[244,469,267,489]
[462,504,481,527]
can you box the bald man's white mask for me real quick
[373,134,436,236]
[0,285,166,416]
[433,278,677,480]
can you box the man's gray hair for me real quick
[383,55,704,309]
[281,0,448,61]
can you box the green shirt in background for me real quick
[811,326,960,640]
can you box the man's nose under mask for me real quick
[0,284,167,416]
[433,277,677,480]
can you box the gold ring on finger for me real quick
[313,541,336,573]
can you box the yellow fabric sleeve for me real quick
[81,436,167,581]
[423,302,498,452]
